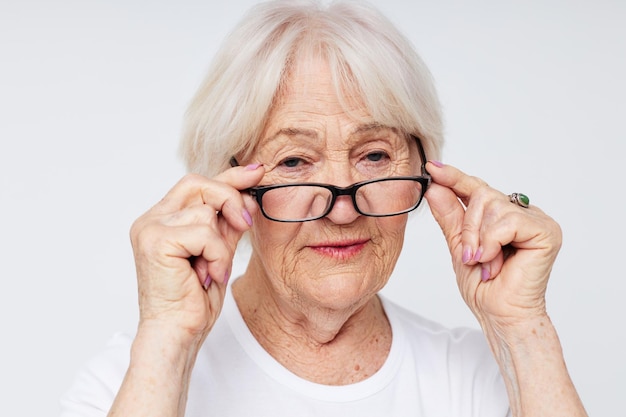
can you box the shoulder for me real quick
[381,297,509,415]
[59,333,132,417]
[381,296,496,367]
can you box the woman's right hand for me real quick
[129,164,265,342]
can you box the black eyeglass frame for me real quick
[231,135,431,223]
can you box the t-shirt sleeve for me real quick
[59,333,132,417]
[449,327,511,417]
[381,298,511,417]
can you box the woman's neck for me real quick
[231,270,392,385]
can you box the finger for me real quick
[424,160,487,264]
[426,161,488,205]
[134,211,236,283]
[218,192,260,251]
[205,272,228,316]
[459,186,509,266]
[159,202,249,261]
[151,166,264,253]
[165,224,234,286]
[426,182,488,298]
[428,161,504,265]
[191,255,232,290]
[157,165,265,215]
[209,163,265,220]
[160,204,220,228]
[423,181,465,262]
[476,211,516,281]
[478,250,504,282]
[478,208,559,271]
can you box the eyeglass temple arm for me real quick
[411,135,430,177]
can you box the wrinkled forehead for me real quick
[278,46,371,111]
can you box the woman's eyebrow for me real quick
[268,127,319,141]
[349,123,397,137]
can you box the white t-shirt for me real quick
[60,287,511,416]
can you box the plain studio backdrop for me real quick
[1,0,624,415]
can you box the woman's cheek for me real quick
[372,218,408,273]
[249,220,305,272]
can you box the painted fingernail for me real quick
[242,209,253,226]
[429,160,444,168]
[481,265,491,282]
[473,246,483,262]
[245,163,262,171]
[203,274,212,290]
[462,246,472,264]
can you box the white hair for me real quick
[180,0,444,177]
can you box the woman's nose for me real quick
[323,194,361,224]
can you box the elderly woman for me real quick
[60,1,587,416]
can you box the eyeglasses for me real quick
[250,176,429,222]
[233,135,431,223]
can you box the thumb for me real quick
[424,181,465,255]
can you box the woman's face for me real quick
[246,58,421,312]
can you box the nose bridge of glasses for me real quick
[330,182,360,196]
[318,184,361,223]
[325,183,362,215]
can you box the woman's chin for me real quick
[302,272,385,312]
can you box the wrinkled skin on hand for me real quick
[424,161,562,329]
[129,166,264,341]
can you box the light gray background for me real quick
[1,0,624,415]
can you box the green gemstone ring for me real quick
[509,192,530,208]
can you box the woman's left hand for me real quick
[424,161,562,328]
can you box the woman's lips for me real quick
[308,239,369,260]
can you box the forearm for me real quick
[482,315,587,417]
[107,324,204,417]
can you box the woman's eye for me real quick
[280,157,303,168]
[365,151,389,162]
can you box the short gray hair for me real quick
[180,0,444,177]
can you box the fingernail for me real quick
[242,209,253,226]
[224,270,230,286]
[473,246,483,262]
[203,274,212,290]
[245,163,262,171]
[481,265,491,281]
[462,246,472,264]
[429,160,444,168]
